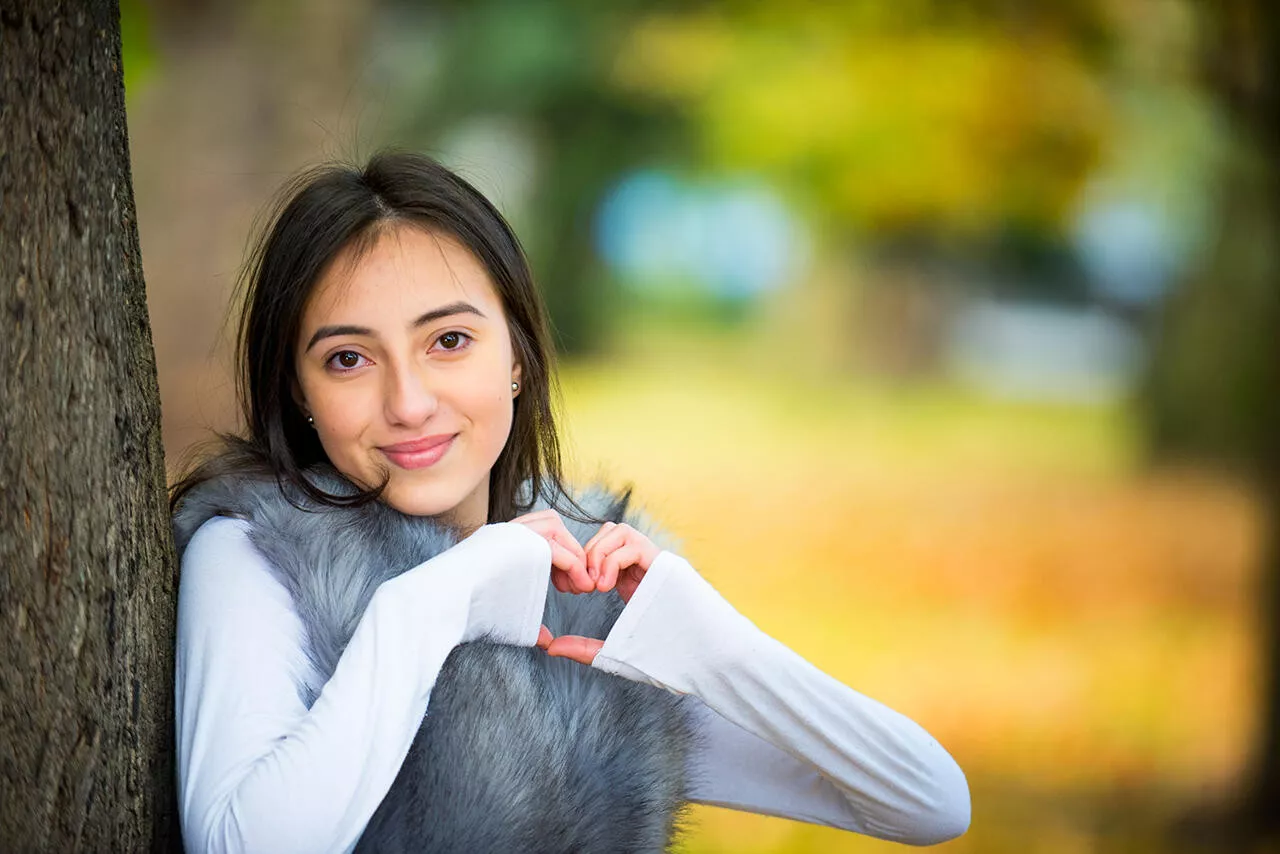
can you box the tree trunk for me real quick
[0,1,178,850]
[1152,0,1280,839]
[1199,1,1280,837]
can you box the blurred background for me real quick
[123,1,1277,851]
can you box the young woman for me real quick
[171,151,970,853]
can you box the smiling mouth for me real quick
[379,434,456,470]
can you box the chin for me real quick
[382,476,477,523]
[382,486,458,518]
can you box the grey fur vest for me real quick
[172,467,695,853]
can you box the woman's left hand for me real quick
[585,522,660,603]
[536,521,661,665]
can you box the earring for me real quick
[511,381,519,393]
[306,414,315,428]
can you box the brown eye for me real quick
[326,350,368,371]
[436,331,472,351]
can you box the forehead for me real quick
[303,225,504,324]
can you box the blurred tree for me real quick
[608,2,1119,373]
[1149,0,1280,837]
[613,3,1114,241]
[0,1,177,849]
[383,0,690,355]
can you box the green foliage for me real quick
[119,0,156,99]
[382,0,690,354]
[611,5,1116,238]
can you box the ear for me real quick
[511,361,523,397]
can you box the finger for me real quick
[511,508,557,525]
[550,571,570,593]
[554,514,588,557]
[582,521,617,554]
[583,528,610,579]
[615,568,642,604]
[545,634,604,666]
[524,512,586,565]
[547,540,586,594]
[536,625,554,650]
[588,524,638,587]
[548,540,591,593]
[585,524,630,580]
[513,512,577,567]
[546,524,589,577]
[599,543,644,594]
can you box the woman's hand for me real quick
[510,509,593,593]
[510,509,594,646]
[543,522,662,665]
[584,522,661,604]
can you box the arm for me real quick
[174,517,551,854]
[590,551,970,846]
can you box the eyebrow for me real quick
[304,301,487,352]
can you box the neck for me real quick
[438,477,490,537]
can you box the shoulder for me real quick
[182,515,256,571]
[179,516,296,617]
[175,516,313,715]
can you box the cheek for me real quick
[458,347,518,442]
[306,383,376,462]
[462,380,516,445]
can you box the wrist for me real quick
[453,523,552,645]
[594,551,755,692]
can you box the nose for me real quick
[383,358,439,427]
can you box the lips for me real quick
[380,433,457,470]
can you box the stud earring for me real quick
[307,414,315,428]
[511,381,519,393]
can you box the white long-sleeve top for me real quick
[175,517,969,853]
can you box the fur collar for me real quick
[173,467,695,852]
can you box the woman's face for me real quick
[294,224,521,529]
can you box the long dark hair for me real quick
[171,150,601,524]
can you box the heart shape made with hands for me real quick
[510,512,662,667]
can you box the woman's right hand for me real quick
[510,509,593,594]
[509,510,593,651]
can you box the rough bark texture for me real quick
[0,0,178,850]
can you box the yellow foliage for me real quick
[613,12,1113,234]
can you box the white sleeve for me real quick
[174,517,552,854]
[590,551,970,846]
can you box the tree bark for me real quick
[1152,0,1280,839]
[0,1,178,850]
